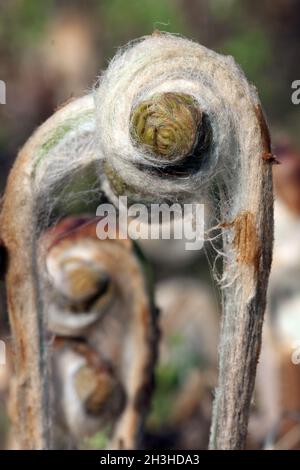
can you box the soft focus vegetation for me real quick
[0,0,299,191]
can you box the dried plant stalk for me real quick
[0,96,95,449]
[0,148,49,448]
[210,171,273,449]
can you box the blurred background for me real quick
[1,0,300,450]
[1,0,300,190]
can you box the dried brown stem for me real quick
[0,144,50,449]
[209,113,274,449]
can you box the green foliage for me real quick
[209,0,241,20]
[220,28,273,103]
[149,333,207,428]
[0,0,54,48]
[99,0,188,48]
[81,428,110,450]
[103,0,186,32]
[221,29,271,80]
